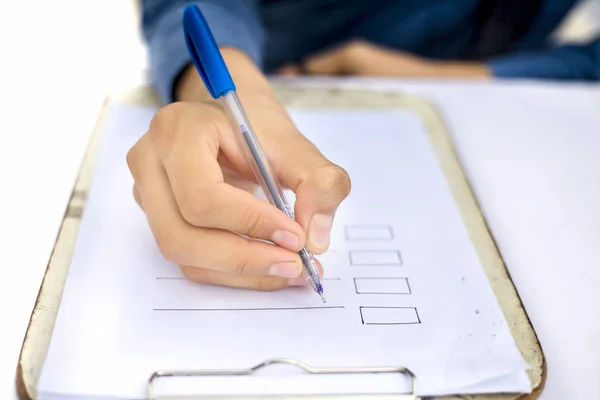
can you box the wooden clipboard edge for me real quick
[16,84,546,400]
[397,94,547,400]
[15,95,114,400]
[409,98,547,400]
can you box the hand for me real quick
[127,49,351,291]
[279,40,490,78]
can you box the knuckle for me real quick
[318,164,352,198]
[151,102,186,131]
[228,241,253,275]
[125,146,137,170]
[149,102,225,156]
[178,189,212,226]
[132,185,143,210]
[231,254,251,276]
[242,208,270,238]
[148,102,189,145]
[126,142,142,178]
[154,229,181,264]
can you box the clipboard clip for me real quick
[147,358,419,399]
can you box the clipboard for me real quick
[16,84,546,400]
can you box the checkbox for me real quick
[349,250,402,266]
[354,278,410,294]
[345,225,393,240]
[360,307,420,325]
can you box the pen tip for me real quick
[319,292,327,303]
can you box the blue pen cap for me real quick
[182,5,235,98]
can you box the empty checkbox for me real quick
[345,225,394,240]
[349,250,402,266]
[354,278,410,294]
[360,307,420,325]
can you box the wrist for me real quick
[175,47,273,102]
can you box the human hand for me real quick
[279,40,490,78]
[127,49,351,291]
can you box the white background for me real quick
[1,0,599,399]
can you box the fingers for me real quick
[144,102,307,252]
[127,131,304,279]
[289,163,351,254]
[180,259,324,291]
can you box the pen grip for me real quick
[221,92,294,218]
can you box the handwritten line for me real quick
[153,306,345,311]
[156,277,185,279]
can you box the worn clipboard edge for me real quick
[16,84,546,400]
[14,94,112,400]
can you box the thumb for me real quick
[294,163,351,253]
[270,137,351,254]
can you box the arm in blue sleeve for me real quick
[140,0,265,104]
[487,37,600,81]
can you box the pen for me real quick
[182,5,326,302]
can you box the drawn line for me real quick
[364,322,421,325]
[359,306,421,325]
[359,292,411,295]
[153,306,345,311]
[415,308,422,323]
[156,277,185,280]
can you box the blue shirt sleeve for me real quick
[140,0,265,104]
[487,37,600,81]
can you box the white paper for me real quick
[270,76,600,400]
[37,102,530,399]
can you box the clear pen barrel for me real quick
[221,91,294,218]
[221,91,324,300]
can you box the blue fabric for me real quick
[140,0,599,104]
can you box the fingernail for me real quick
[269,261,302,278]
[271,230,300,251]
[308,213,333,251]
[287,276,308,286]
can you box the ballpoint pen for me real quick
[182,5,326,302]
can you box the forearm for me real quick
[487,37,600,80]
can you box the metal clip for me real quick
[147,358,418,399]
